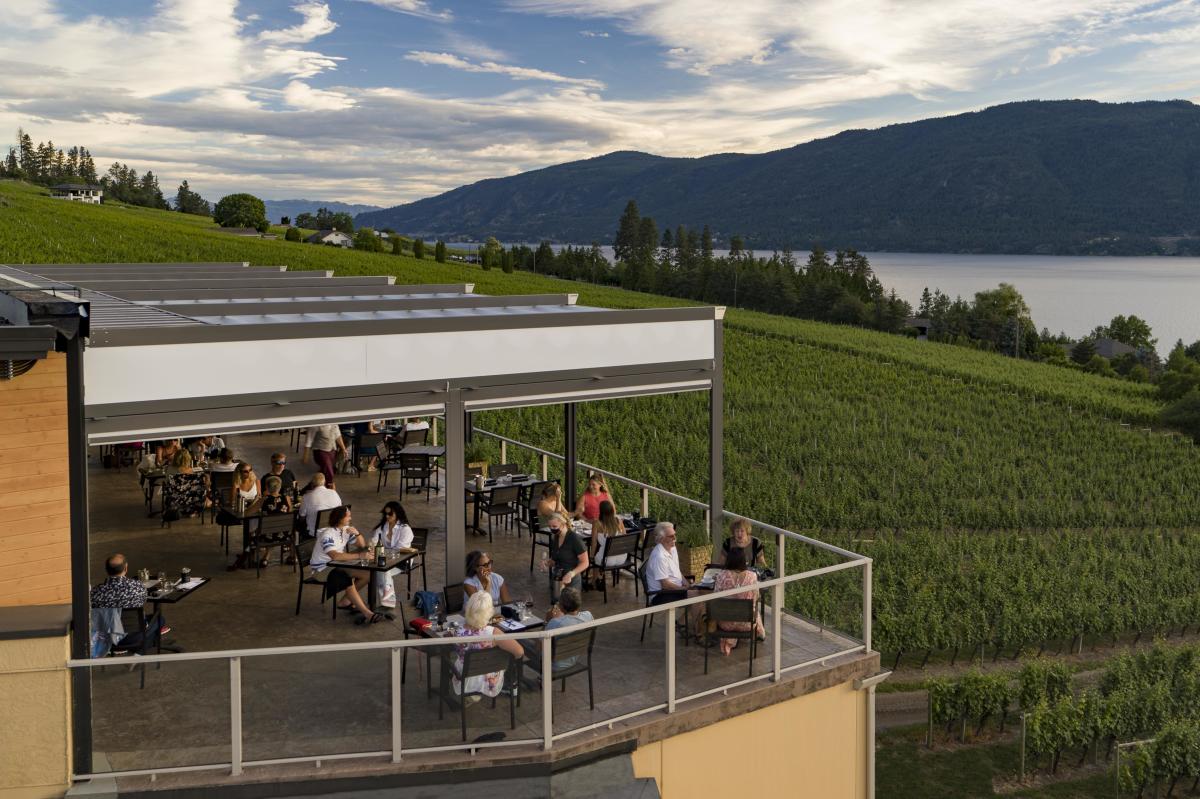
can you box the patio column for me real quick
[709,320,724,550]
[67,335,92,774]
[464,410,473,444]
[563,402,577,510]
[445,389,466,584]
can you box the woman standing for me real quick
[541,512,589,603]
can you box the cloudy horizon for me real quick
[2,0,1198,208]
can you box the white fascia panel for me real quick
[83,319,715,406]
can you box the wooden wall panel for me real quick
[0,355,71,607]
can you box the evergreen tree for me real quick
[79,149,97,184]
[729,235,744,257]
[613,200,641,263]
[174,180,211,216]
[392,236,402,255]
[17,130,35,177]
[413,238,425,259]
[534,240,554,273]
[701,225,714,261]
[1,148,16,177]
[284,227,302,242]
[330,212,354,233]
[434,240,447,262]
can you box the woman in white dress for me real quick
[369,501,414,611]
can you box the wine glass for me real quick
[522,593,534,621]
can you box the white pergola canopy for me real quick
[1,263,722,444]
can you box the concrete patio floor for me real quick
[83,431,862,775]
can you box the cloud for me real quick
[350,0,453,21]
[1047,44,1098,65]
[579,30,609,37]
[283,80,356,110]
[258,1,337,45]
[405,51,605,89]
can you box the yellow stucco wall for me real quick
[0,634,72,799]
[631,680,866,799]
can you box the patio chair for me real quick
[395,527,429,598]
[639,568,688,643]
[252,512,297,578]
[376,440,404,493]
[442,582,465,614]
[312,504,350,535]
[521,627,596,719]
[294,538,333,618]
[479,484,521,542]
[402,427,428,447]
[702,598,759,678]
[100,607,164,689]
[400,453,438,499]
[356,433,383,475]
[437,646,519,742]
[519,480,550,533]
[465,466,484,479]
[487,463,519,478]
[208,470,235,521]
[594,533,640,604]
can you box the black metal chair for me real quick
[487,463,519,478]
[521,627,596,719]
[702,598,759,677]
[519,480,550,533]
[356,433,383,476]
[395,527,429,598]
[442,582,465,614]
[639,568,687,643]
[400,453,438,499]
[207,471,235,525]
[402,426,429,447]
[294,538,333,618]
[107,606,165,689]
[479,484,521,542]
[253,512,297,578]
[438,646,518,741]
[376,440,405,493]
[594,533,641,604]
[311,504,349,536]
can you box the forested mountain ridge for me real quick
[357,100,1200,255]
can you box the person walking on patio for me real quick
[310,506,381,624]
[302,423,346,486]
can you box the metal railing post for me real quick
[230,656,243,776]
[432,417,438,447]
[501,440,507,465]
[391,648,403,763]
[863,559,873,651]
[641,487,649,518]
[773,533,784,681]
[667,608,677,713]
[542,634,554,749]
[703,508,710,535]
[541,453,549,481]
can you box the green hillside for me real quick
[4,178,1199,660]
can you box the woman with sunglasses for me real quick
[369,501,414,612]
[464,549,511,605]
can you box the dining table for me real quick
[325,549,420,612]
[464,474,541,535]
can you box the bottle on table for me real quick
[375,532,386,567]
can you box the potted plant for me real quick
[464,439,490,474]
[675,524,714,579]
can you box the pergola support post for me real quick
[709,320,724,550]
[564,402,578,510]
[67,334,93,775]
[446,390,466,584]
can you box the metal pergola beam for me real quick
[107,283,474,302]
[564,403,578,511]
[67,276,405,292]
[445,389,466,584]
[28,270,296,282]
[11,262,254,271]
[174,294,577,317]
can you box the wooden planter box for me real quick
[676,543,713,579]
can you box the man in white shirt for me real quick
[302,423,346,486]
[299,473,342,537]
[644,522,690,605]
[308,506,376,620]
[403,417,430,432]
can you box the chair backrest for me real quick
[526,481,549,511]
[707,597,755,624]
[489,484,521,505]
[313,504,350,531]
[552,627,595,666]
[461,645,512,681]
[400,453,429,472]
[358,433,383,452]
[443,582,465,613]
[465,466,484,479]
[258,512,295,539]
[488,463,519,478]
[210,470,235,496]
[297,537,317,568]
[403,427,428,446]
[601,532,639,565]
[411,527,429,552]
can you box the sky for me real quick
[2,1,1199,208]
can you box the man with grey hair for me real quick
[299,472,341,537]
[644,522,689,604]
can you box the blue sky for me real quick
[2,0,1200,206]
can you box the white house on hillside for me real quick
[49,184,102,204]
[305,229,352,247]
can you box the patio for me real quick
[85,429,864,774]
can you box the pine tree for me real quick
[700,224,714,261]
[613,200,640,263]
[392,236,402,255]
[174,180,211,215]
[1,148,15,178]
[435,240,447,262]
[79,149,97,184]
[17,130,35,177]
[413,238,425,259]
[66,146,79,178]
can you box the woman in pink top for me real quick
[574,474,614,521]
[712,546,765,655]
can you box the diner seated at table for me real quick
[717,517,767,569]
[155,438,181,467]
[574,474,614,522]
[210,448,238,473]
[464,549,512,605]
[310,506,382,624]
[710,546,766,654]
[163,450,207,518]
[89,553,169,655]
[451,592,525,699]
[261,453,296,495]
[519,587,593,669]
[541,512,589,603]
[369,501,413,608]
[644,522,690,604]
[231,461,259,507]
[536,483,568,527]
[586,500,625,588]
[250,475,293,568]
[299,473,341,537]
[403,417,430,432]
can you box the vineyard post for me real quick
[1020,712,1028,781]
[927,691,933,748]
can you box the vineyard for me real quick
[6,177,1200,675]
[927,643,1200,796]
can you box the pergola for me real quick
[2,260,725,608]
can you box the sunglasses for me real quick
[478,560,492,568]
[384,510,396,516]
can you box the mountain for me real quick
[356,100,1200,255]
[264,199,381,225]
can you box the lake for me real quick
[453,243,1200,352]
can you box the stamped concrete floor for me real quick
[84,431,860,774]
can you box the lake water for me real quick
[453,243,1200,351]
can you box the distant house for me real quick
[373,230,390,240]
[305,229,352,248]
[49,184,102,204]
[904,317,932,341]
[1093,337,1135,359]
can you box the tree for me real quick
[729,235,745,257]
[284,227,301,242]
[353,227,384,252]
[613,200,641,263]
[534,241,554,273]
[330,212,353,233]
[280,216,290,226]
[481,236,502,271]
[1162,389,1200,442]
[294,212,316,229]
[392,236,402,255]
[1095,314,1156,351]
[435,240,447,262]
[213,193,269,232]
[174,180,211,216]
[501,248,514,273]
[1070,338,1097,365]
[413,238,425,259]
